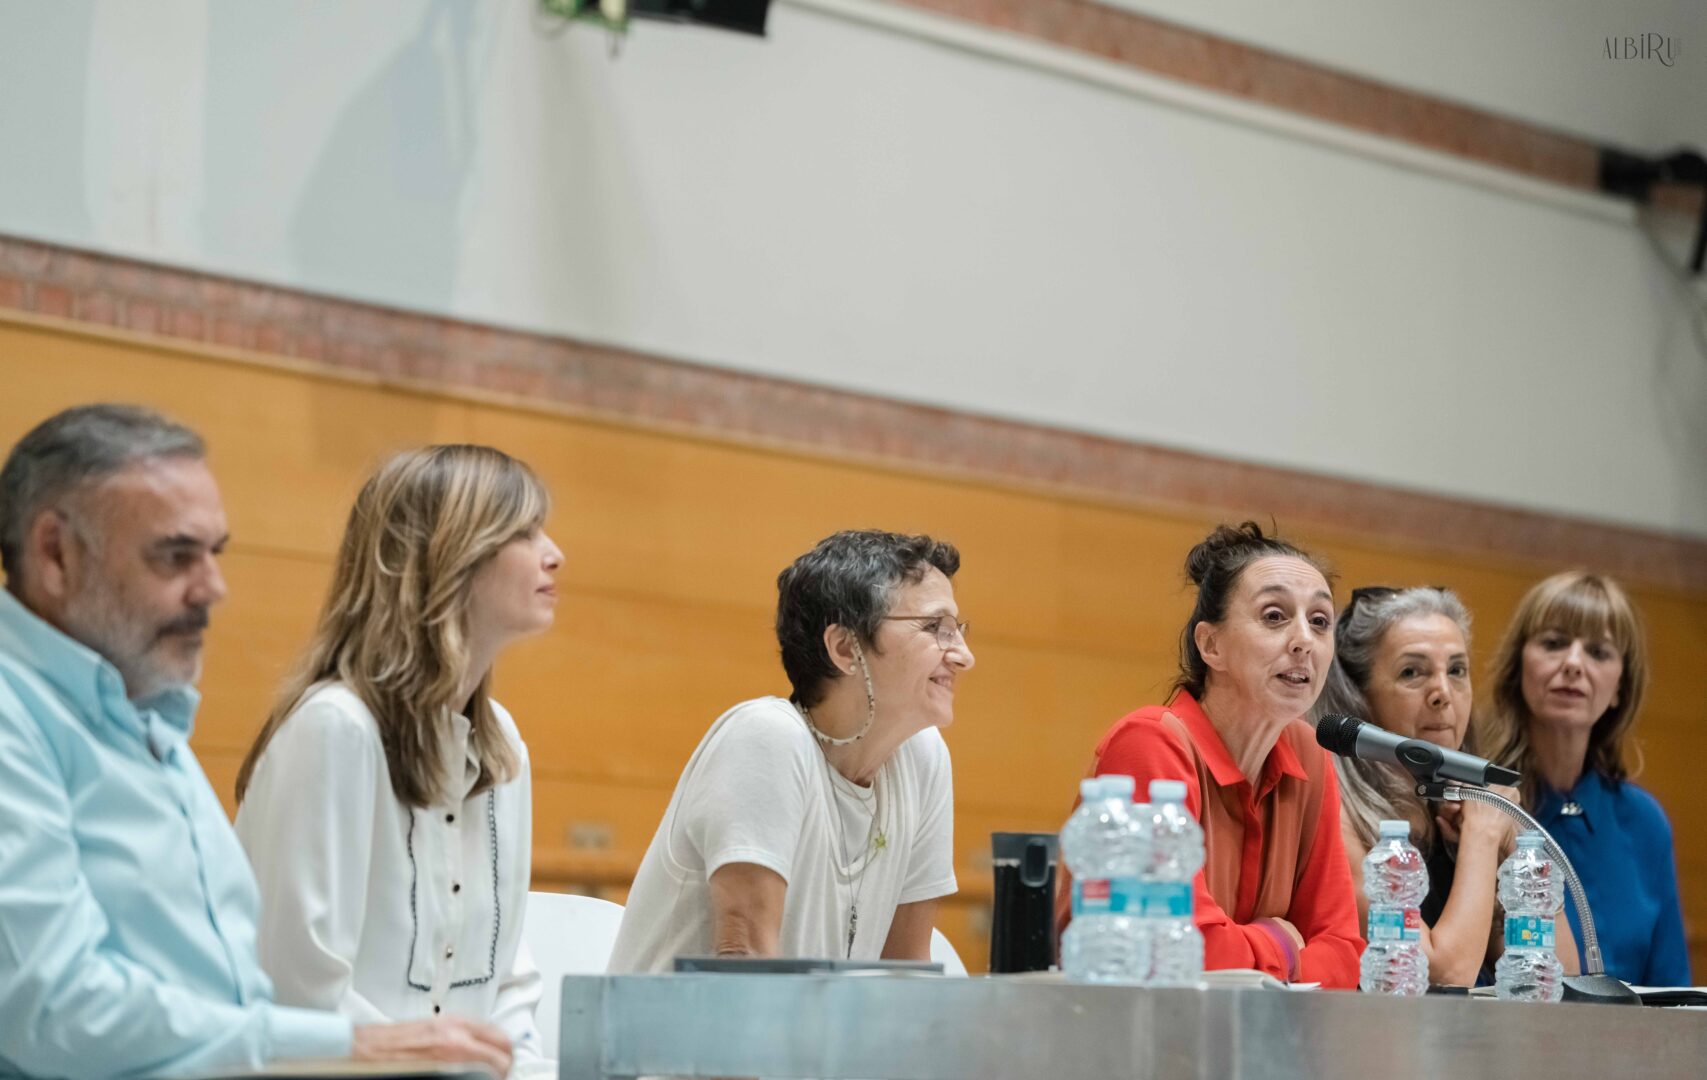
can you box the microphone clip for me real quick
[1390,735,1520,788]
[1391,736,1451,786]
[1414,779,1453,801]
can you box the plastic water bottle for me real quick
[1360,819,1428,996]
[1495,831,1565,1002]
[1142,779,1204,986]
[1060,775,1146,982]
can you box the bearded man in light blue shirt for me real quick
[0,404,512,1080]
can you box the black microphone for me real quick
[1315,714,1520,787]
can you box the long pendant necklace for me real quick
[823,752,886,958]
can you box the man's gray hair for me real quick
[0,404,206,578]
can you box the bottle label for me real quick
[1072,876,1142,915]
[1137,881,1194,918]
[1368,907,1422,943]
[1504,914,1555,950]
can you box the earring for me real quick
[803,640,876,746]
[853,640,876,731]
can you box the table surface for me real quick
[557,972,1707,1079]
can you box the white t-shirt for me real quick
[607,696,957,973]
[235,683,545,1070]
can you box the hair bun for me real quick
[1171,520,1325,700]
[1184,521,1270,586]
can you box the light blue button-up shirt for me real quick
[0,589,353,1079]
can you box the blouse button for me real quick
[445,945,455,959]
[433,1005,441,1015]
[446,813,456,824]
[452,882,462,894]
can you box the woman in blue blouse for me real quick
[1482,571,1690,986]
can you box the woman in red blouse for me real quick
[1059,522,1364,987]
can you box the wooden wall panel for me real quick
[4,316,1704,977]
[1,342,475,559]
[195,552,330,753]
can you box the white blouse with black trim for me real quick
[236,682,544,1068]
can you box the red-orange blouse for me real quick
[1058,691,1364,988]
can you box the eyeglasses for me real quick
[1348,586,1399,607]
[880,614,970,650]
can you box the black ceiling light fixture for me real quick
[1599,146,1707,274]
[541,0,769,39]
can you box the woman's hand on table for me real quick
[352,1016,513,1077]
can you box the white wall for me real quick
[1108,0,1707,151]
[2,0,1704,537]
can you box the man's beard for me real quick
[62,577,206,702]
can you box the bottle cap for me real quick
[1377,819,1411,838]
[1516,830,1545,849]
[1098,774,1136,801]
[1149,779,1187,803]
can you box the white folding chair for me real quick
[521,891,626,1059]
[930,927,968,976]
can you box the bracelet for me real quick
[1253,918,1301,982]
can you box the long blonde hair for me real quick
[1479,571,1648,807]
[237,445,549,808]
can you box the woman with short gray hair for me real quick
[1313,586,1576,985]
[608,529,974,971]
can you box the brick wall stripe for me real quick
[3,234,1704,594]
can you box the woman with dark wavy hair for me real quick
[1060,522,1363,988]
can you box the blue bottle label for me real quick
[1368,907,1422,943]
[1073,876,1142,915]
[1504,914,1555,950]
[1137,881,1193,918]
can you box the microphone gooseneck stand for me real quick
[1396,739,1640,1005]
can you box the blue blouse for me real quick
[1535,771,1691,987]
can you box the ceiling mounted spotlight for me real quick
[541,0,770,38]
[1599,146,1707,275]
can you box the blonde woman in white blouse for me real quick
[235,445,562,1075]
